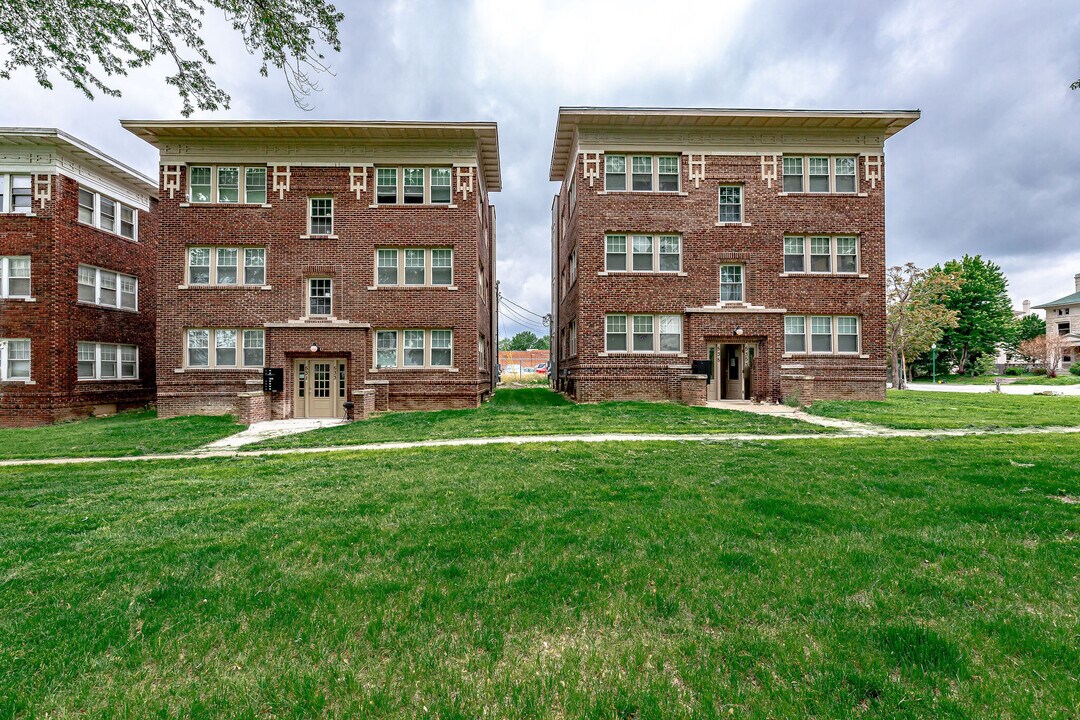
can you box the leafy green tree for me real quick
[933,255,1015,375]
[506,331,540,351]
[1003,313,1047,362]
[533,335,551,351]
[885,263,960,388]
[0,0,343,116]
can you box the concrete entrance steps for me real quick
[202,418,347,450]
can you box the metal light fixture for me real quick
[734,326,745,336]
[310,342,320,353]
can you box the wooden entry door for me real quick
[721,344,745,400]
[294,358,346,418]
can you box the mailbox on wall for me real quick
[691,359,712,381]
[263,367,284,393]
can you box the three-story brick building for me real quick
[123,120,499,421]
[549,107,919,404]
[0,128,158,427]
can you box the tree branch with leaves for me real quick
[886,263,960,388]
[0,0,343,116]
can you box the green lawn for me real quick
[253,387,830,450]
[0,409,243,460]
[915,373,1080,386]
[808,389,1080,430]
[1,435,1077,718]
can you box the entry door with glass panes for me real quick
[294,359,346,418]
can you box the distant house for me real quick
[1033,273,1080,370]
[995,299,1035,372]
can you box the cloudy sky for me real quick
[3,0,1078,336]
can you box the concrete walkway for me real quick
[202,417,347,449]
[906,382,1080,396]
[706,400,877,433]
[3,424,1080,469]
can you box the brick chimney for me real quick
[1075,273,1080,293]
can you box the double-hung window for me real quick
[720,265,744,302]
[377,249,399,285]
[606,314,628,351]
[659,315,682,351]
[307,278,332,316]
[244,248,266,285]
[605,314,681,353]
[658,236,681,271]
[0,174,32,214]
[836,237,858,273]
[810,237,832,272]
[0,339,31,380]
[834,157,856,193]
[632,235,653,271]
[78,266,136,309]
[403,168,425,204]
[404,249,426,285]
[784,317,807,353]
[188,248,211,284]
[187,165,267,204]
[308,197,333,235]
[604,154,680,192]
[431,249,453,285]
[606,234,680,273]
[633,315,655,351]
[377,247,454,287]
[783,315,861,355]
[185,328,264,368]
[808,157,831,192]
[375,329,453,368]
[783,236,859,275]
[782,157,803,192]
[718,185,743,223]
[76,186,138,240]
[810,316,833,352]
[77,342,138,380]
[781,156,858,194]
[836,316,860,353]
[376,168,398,204]
[216,248,238,285]
[375,167,453,204]
[605,235,627,271]
[783,237,805,272]
[430,168,452,204]
[187,247,266,286]
[1,256,31,298]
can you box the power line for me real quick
[500,295,547,319]
[499,303,548,331]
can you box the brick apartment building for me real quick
[122,120,499,421]
[0,128,158,427]
[549,107,919,404]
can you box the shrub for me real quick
[1070,364,1080,377]
[1004,367,1023,376]
[1032,367,1048,375]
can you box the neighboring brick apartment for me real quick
[0,128,157,427]
[548,107,919,404]
[122,120,500,421]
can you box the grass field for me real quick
[915,373,1080,386]
[808,389,1080,429]
[252,387,830,450]
[1,435,1077,718]
[0,409,243,460]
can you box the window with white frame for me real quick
[185,328,264,368]
[606,234,681,273]
[375,247,453,287]
[76,341,138,380]
[77,264,137,310]
[605,313,682,353]
[720,265,744,302]
[186,165,267,204]
[76,186,138,240]
[569,320,577,356]
[308,197,333,235]
[783,236,860,275]
[0,174,32,214]
[718,185,743,223]
[375,167,454,204]
[781,156,859,194]
[1,256,31,298]
[784,315,860,354]
[186,247,267,286]
[0,339,31,380]
[374,329,453,368]
[307,278,332,316]
[569,250,577,286]
[603,154,680,192]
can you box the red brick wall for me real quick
[156,164,495,419]
[0,174,157,427]
[555,151,887,404]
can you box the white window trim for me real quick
[372,329,455,369]
[719,264,745,303]
[602,153,682,193]
[184,246,268,288]
[372,247,455,288]
[374,166,456,206]
[783,315,862,356]
[183,328,265,369]
[306,277,333,318]
[0,174,34,215]
[603,313,683,354]
[604,234,682,273]
[77,341,139,381]
[186,165,269,205]
[77,186,139,241]
[0,338,32,381]
[0,256,32,300]
[717,185,745,224]
[780,236,861,276]
[307,197,334,236]
[77,264,138,311]
[779,156,860,195]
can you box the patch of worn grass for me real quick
[0,409,243,459]
[254,387,829,450]
[807,389,1080,429]
[1,434,1077,718]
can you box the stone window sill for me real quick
[779,272,868,279]
[76,301,139,313]
[370,367,459,373]
[777,192,868,198]
[781,353,870,359]
[180,202,273,208]
[367,203,459,209]
[596,190,689,197]
[177,284,272,290]
[0,379,35,385]
[597,271,687,277]
[1,211,36,217]
[300,234,339,240]
[1,296,36,302]
[77,219,139,243]
[366,285,458,291]
[715,222,752,227]
[76,378,141,382]
[597,352,688,358]
[174,367,262,373]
